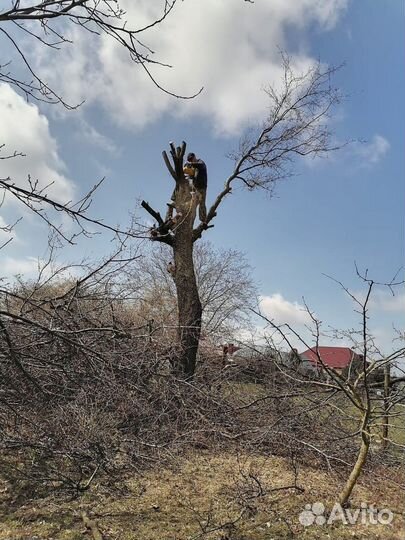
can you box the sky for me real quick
[0,0,404,356]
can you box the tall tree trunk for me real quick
[142,142,204,377]
[381,364,391,449]
[339,412,370,506]
[172,181,202,377]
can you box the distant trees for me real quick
[128,241,256,344]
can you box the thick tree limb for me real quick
[141,200,164,226]
[162,151,177,180]
[141,200,173,246]
[179,140,187,160]
[169,142,177,160]
[193,222,215,242]
[193,179,233,241]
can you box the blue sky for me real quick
[0,0,404,354]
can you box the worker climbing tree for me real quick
[141,55,342,378]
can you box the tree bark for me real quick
[172,181,202,377]
[381,364,391,449]
[339,412,370,506]
[144,142,203,377]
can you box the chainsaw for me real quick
[183,163,196,178]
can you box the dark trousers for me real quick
[196,188,207,222]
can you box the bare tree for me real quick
[0,1,200,249]
[0,0,199,105]
[142,55,342,377]
[0,175,140,245]
[127,241,257,343]
[1,243,403,512]
[253,270,405,507]
[0,244,254,495]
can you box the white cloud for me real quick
[249,299,316,352]
[379,293,405,313]
[30,0,348,135]
[259,293,312,326]
[0,216,9,232]
[368,325,404,358]
[1,255,81,282]
[355,134,390,166]
[0,84,75,204]
[372,289,405,314]
[76,118,120,156]
[2,256,40,276]
[353,287,405,315]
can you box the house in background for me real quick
[299,346,363,379]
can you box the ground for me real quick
[1,452,403,540]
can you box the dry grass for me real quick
[1,452,403,540]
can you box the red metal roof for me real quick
[300,347,358,369]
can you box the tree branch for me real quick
[140,200,173,246]
[141,200,164,226]
[162,151,177,180]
